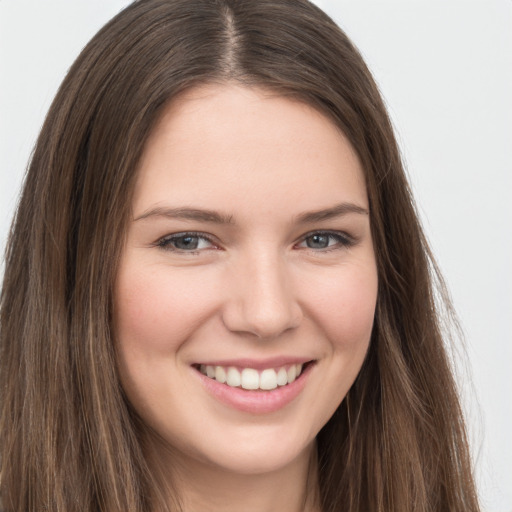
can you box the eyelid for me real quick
[155,231,219,252]
[294,230,356,250]
[153,229,356,254]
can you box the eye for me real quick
[156,232,215,252]
[296,231,354,251]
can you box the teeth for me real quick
[259,369,277,390]
[200,363,306,390]
[215,366,227,384]
[241,368,259,390]
[226,367,241,387]
[287,364,297,383]
[276,367,288,386]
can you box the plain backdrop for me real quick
[1,1,511,510]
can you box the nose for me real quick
[221,252,303,339]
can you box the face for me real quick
[114,84,378,476]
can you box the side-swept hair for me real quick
[0,1,479,510]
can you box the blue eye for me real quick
[157,233,214,252]
[297,231,353,250]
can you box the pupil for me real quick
[307,234,329,249]
[176,236,198,250]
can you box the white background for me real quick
[1,1,511,510]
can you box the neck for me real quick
[146,435,320,512]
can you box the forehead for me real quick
[133,83,368,218]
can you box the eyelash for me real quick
[295,230,355,252]
[156,232,216,254]
[155,230,355,254]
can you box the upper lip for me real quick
[193,357,314,370]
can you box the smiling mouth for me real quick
[194,362,313,391]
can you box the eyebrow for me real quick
[134,206,234,224]
[134,202,368,225]
[296,202,369,223]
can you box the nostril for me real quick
[220,260,303,338]
[221,301,303,339]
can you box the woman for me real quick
[0,0,480,511]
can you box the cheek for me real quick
[291,261,378,436]
[113,260,221,424]
[305,262,378,352]
[114,261,221,356]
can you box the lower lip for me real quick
[194,363,313,414]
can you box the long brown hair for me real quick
[0,0,480,510]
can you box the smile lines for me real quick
[198,363,305,391]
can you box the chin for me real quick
[163,421,316,477]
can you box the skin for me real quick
[114,84,378,512]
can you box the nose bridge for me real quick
[222,248,302,338]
